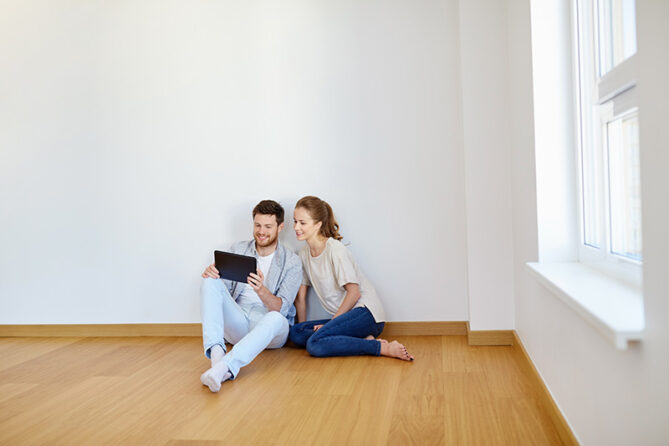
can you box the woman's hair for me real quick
[295,196,343,241]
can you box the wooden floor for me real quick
[0,335,566,445]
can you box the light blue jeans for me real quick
[200,278,289,379]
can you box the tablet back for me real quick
[214,250,257,283]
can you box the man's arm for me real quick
[247,269,282,312]
[273,254,303,317]
[248,253,303,314]
[294,285,308,323]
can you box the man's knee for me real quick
[201,278,232,304]
[255,311,287,334]
[261,311,288,331]
[257,312,287,349]
[201,277,221,290]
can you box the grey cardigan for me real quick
[223,240,302,325]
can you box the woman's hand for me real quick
[313,324,324,331]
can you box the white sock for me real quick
[210,344,225,367]
[200,361,232,393]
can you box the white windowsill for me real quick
[526,262,644,350]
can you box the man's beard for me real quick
[255,233,277,247]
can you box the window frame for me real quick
[574,0,642,286]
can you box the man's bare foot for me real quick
[380,340,414,361]
[365,335,388,344]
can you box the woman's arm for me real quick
[295,285,308,323]
[332,282,361,319]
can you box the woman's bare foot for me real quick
[365,335,388,344]
[379,340,414,361]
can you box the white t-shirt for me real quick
[236,251,275,308]
[299,238,386,323]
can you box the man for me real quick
[200,200,302,392]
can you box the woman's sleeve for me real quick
[299,251,311,286]
[332,247,360,288]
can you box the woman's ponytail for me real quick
[321,200,343,241]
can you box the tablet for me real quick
[214,250,257,283]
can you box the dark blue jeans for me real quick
[289,306,385,357]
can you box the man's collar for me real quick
[249,240,281,257]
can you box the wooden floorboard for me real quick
[0,335,572,445]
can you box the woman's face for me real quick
[293,207,322,242]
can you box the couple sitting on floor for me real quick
[200,197,413,393]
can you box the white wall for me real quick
[510,1,669,444]
[458,0,515,330]
[0,0,468,323]
[5,1,668,442]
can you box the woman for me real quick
[289,196,413,361]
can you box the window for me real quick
[575,0,641,281]
[526,0,644,349]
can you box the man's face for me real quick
[253,214,283,248]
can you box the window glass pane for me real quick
[607,113,642,261]
[597,0,637,76]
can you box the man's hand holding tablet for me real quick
[207,251,258,283]
[247,268,270,299]
[202,263,221,279]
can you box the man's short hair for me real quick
[252,200,284,225]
